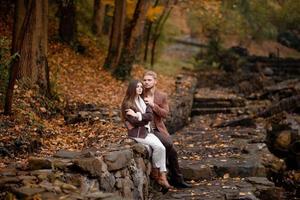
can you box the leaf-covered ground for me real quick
[0,35,175,169]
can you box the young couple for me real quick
[121,70,191,190]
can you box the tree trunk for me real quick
[143,0,160,62]
[150,0,173,67]
[92,0,105,36]
[58,0,77,45]
[4,0,49,115]
[114,0,151,80]
[143,22,152,62]
[12,0,26,53]
[102,5,113,36]
[103,0,126,70]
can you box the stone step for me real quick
[194,88,244,103]
[193,88,246,114]
[179,156,266,181]
[156,177,281,200]
[193,100,245,108]
[191,107,244,115]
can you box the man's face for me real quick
[143,75,156,89]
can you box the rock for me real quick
[263,67,274,76]
[61,183,78,192]
[12,186,45,199]
[30,169,53,181]
[115,171,122,178]
[0,168,17,176]
[180,161,215,180]
[0,177,20,185]
[28,157,52,170]
[129,159,148,200]
[53,149,93,159]
[132,143,149,158]
[257,187,286,200]
[52,159,73,171]
[39,180,62,193]
[123,138,136,146]
[245,177,274,187]
[120,177,134,199]
[120,168,130,178]
[99,171,116,192]
[115,178,122,189]
[103,150,133,171]
[135,157,146,172]
[79,111,90,118]
[209,157,266,178]
[74,157,104,177]
[85,191,122,199]
[40,192,61,200]
[79,177,100,194]
[18,175,37,186]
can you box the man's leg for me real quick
[153,130,191,188]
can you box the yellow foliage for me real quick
[102,0,138,19]
[102,0,114,6]
[126,0,137,18]
[147,6,164,22]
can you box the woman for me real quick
[121,80,171,189]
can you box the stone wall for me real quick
[0,140,153,200]
[165,74,198,134]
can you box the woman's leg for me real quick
[134,133,167,172]
[135,134,172,189]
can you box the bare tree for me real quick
[150,0,174,66]
[114,0,151,79]
[144,0,160,62]
[103,0,126,70]
[92,0,105,37]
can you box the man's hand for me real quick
[144,96,154,107]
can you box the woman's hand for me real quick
[126,109,137,117]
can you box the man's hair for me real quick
[143,70,157,79]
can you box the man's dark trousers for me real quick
[153,130,183,183]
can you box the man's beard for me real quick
[144,85,153,90]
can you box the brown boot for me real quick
[150,168,159,180]
[158,172,173,189]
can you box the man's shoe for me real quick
[172,180,192,188]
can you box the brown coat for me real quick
[152,90,170,137]
[123,105,153,139]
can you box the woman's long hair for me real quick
[121,79,141,121]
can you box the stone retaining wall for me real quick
[0,140,153,199]
[166,74,198,134]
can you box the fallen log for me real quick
[214,116,255,128]
[257,95,300,118]
[215,95,300,128]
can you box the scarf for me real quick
[135,96,147,114]
[135,96,151,132]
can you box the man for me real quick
[143,70,191,188]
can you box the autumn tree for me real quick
[143,0,160,62]
[92,0,105,36]
[5,0,50,115]
[149,0,174,66]
[103,0,126,70]
[114,0,151,80]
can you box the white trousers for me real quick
[134,133,167,172]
